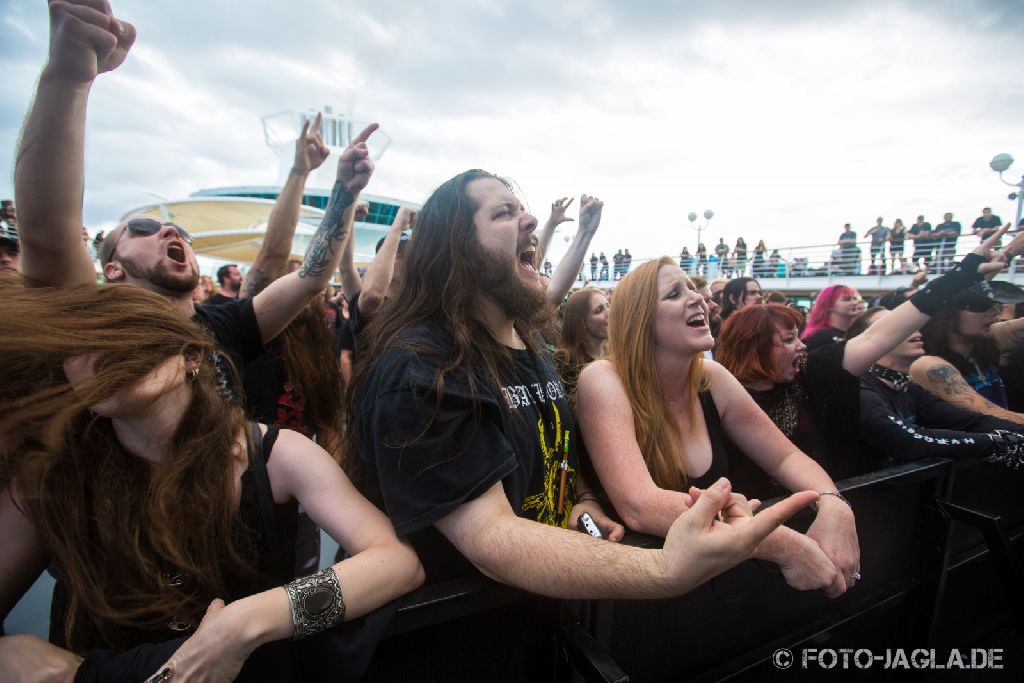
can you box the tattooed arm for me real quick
[242,114,329,298]
[251,124,378,344]
[909,355,1024,425]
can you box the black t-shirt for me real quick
[802,326,843,353]
[354,322,578,581]
[934,221,962,246]
[909,223,933,247]
[838,231,857,251]
[192,298,265,402]
[972,215,1002,231]
[205,292,237,306]
[336,317,355,356]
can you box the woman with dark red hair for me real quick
[800,285,863,352]
[717,230,1012,487]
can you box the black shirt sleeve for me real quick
[355,349,518,535]
[859,380,1002,460]
[193,297,265,370]
[337,318,355,355]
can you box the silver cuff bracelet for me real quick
[284,567,346,639]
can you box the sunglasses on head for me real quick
[124,218,193,244]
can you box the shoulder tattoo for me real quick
[925,364,971,397]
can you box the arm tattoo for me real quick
[242,266,273,298]
[925,364,971,397]
[298,181,354,279]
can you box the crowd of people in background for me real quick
[3,3,1024,681]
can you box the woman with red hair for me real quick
[717,230,1012,485]
[800,285,862,352]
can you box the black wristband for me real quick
[909,253,986,315]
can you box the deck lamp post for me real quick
[990,153,1024,230]
[688,209,714,250]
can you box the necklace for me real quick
[868,364,911,391]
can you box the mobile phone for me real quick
[577,512,604,539]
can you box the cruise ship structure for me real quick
[123,107,419,267]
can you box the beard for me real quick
[473,244,554,327]
[121,256,200,295]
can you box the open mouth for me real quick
[518,245,537,273]
[792,354,807,373]
[167,242,187,265]
[686,313,707,328]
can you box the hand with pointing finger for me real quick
[337,123,379,195]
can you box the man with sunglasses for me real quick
[15,0,375,389]
[910,280,1024,424]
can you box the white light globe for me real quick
[990,153,1014,173]
[704,209,715,220]
[687,212,698,223]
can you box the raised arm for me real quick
[841,227,1011,376]
[148,429,424,681]
[15,0,136,286]
[547,194,602,306]
[242,113,329,297]
[358,206,415,318]
[251,124,378,344]
[339,202,368,301]
[435,479,818,600]
[536,197,574,264]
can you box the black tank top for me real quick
[688,390,730,489]
[579,390,729,525]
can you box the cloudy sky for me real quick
[1,0,1022,267]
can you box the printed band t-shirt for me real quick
[354,323,578,580]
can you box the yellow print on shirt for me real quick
[522,401,575,528]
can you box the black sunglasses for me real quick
[959,299,1000,313]
[124,218,193,244]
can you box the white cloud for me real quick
[1,0,1022,268]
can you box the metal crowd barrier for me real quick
[363,457,1024,681]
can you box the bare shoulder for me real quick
[702,359,745,403]
[576,360,632,422]
[578,359,626,394]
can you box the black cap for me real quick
[950,280,1024,311]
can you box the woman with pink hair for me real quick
[801,285,862,351]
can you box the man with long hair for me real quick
[910,282,1024,424]
[348,168,819,603]
[15,0,372,388]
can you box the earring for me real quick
[186,365,200,382]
